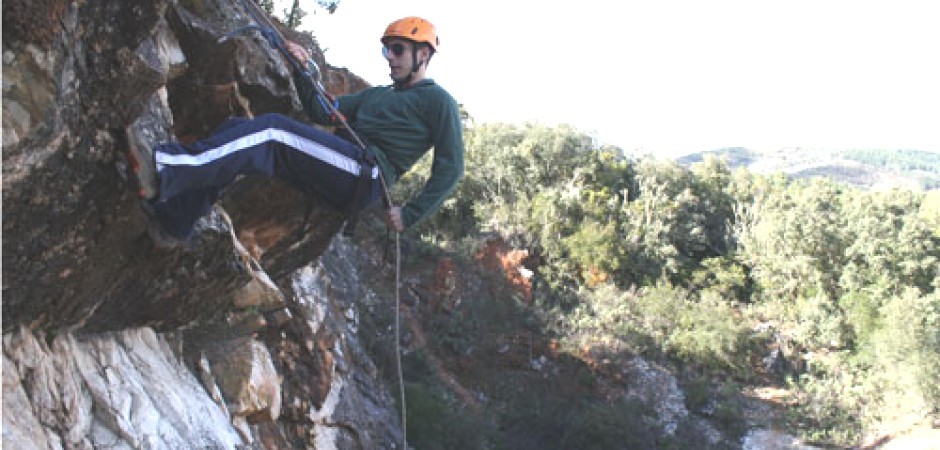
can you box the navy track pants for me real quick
[149,113,382,239]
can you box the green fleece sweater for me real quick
[294,74,464,229]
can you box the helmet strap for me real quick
[394,44,425,88]
[395,73,412,89]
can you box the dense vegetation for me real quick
[681,147,940,190]
[838,148,940,174]
[392,122,940,448]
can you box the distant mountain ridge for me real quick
[676,147,940,190]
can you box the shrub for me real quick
[405,383,495,450]
[566,283,756,377]
[557,400,658,450]
[790,289,940,446]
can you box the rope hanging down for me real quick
[221,1,408,447]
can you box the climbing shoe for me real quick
[125,87,174,200]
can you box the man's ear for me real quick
[420,45,433,65]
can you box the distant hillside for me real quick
[677,147,940,190]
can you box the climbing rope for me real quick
[225,1,408,447]
[394,232,407,448]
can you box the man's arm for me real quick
[286,41,362,125]
[400,92,465,228]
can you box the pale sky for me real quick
[284,0,939,157]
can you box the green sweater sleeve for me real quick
[400,92,465,229]
[293,71,363,126]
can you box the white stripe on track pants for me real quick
[148,113,381,239]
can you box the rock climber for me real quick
[126,16,464,246]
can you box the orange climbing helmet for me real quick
[381,17,439,51]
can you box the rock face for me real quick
[3,0,396,448]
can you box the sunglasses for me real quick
[382,42,408,58]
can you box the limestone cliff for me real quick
[3,0,399,448]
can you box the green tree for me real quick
[283,0,306,28]
[920,190,940,237]
[735,177,848,302]
[257,0,341,29]
[607,156,736,287]
[840,188,940,298]
[257,0,274,14]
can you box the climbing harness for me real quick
[222,1,408,447]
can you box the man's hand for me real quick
[385,206,405,232]
[285,41,311,64]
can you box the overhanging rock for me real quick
[3,0,398,447]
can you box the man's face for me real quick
[382,38,416,83]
